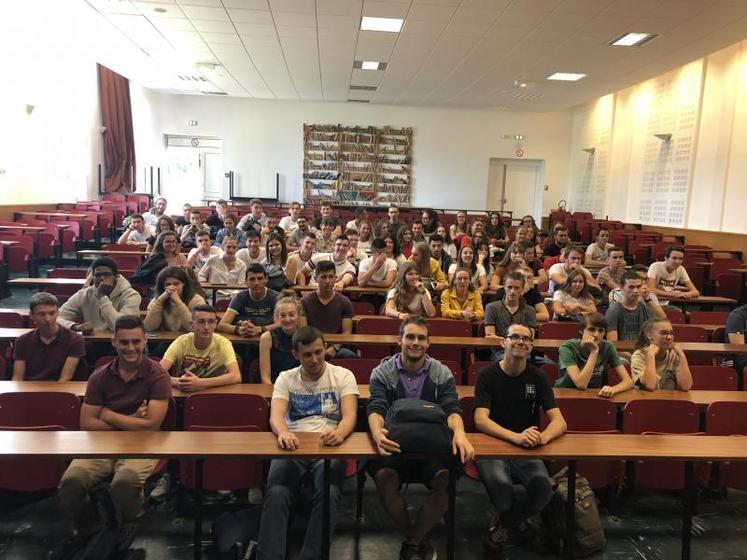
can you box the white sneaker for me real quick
[149,473,171,502]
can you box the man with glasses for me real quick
[474,322,567,554]
[159,304,241,392]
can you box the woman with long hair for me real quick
[144,265,206,332]
[397,226,414,258]
[631,318,692,391]
[552,269,596,319]
[214,213,247,248]
[521,215,542,244]
[263,232,290,291]
[357,219,374,254]
[382,233,406,266]
[409,241,448,292]
[129,230,187,286]
[449,210,469,243]
[440,267,484,321]
[491,241,532,290]
[485,212,509,248]
[258,290,302,384]
[421,208,440,236]
[385,262,436,319]
[448,245,487,292]
[436,224,457,260]
[146,215,176,253]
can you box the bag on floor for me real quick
[211,505,262,560]
[384,398,453,454]
[52,485,134,560]
[541,466,605,558]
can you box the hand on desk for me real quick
[373,428,400,456]
[176,371,203,393]
[598,385,615,398]
[320,429,345,447]
[278,431,300,450]
[514,426,542,448]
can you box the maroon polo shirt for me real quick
[13,326,85,381]
[85,357,171,417]
[301,291,353,334]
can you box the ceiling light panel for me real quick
[360,16,404,32]
[547,72,586,81]
[610,32,657,46]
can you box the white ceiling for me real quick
[86,0,747,111]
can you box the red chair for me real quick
[690,366,737,390]
[0,392,81,490]
[711,327,725,343]
[330,358,381,384]
[542,398,623,490]
[538,322,578,340]
[459,396,480,480]
[215,299,230,312]
[440,359,462,382]
[427,319,472,366]
[180,393,269,491]
[0,312,22,327]
[622,400,706,489]
[672,325,707,342]
[46,268,88,302]
[356,317,400,359]
[351,302,376,316]
[714,273,742,301]
[541,363,559,385]
[705,402,747,489]
[0,232,32,273]
[664,307,685,324]
[467,360,493,385]
[687,311,730,325]
[102,243,145,271]
[708,259,743,281]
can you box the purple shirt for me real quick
[394,353,432,399]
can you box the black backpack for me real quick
[384,399,453,454]
[211,505,262,560]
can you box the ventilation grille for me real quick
[350,85,377,91]
[347,99,370,103]
[178,75,209,82]
[513,91,544,101]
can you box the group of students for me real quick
[7,198,743,559]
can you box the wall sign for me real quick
[515,148,524,158]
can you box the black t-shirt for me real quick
[474,362,556,434]
[543,242,564,257]
[494,286,543,307]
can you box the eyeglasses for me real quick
[506,334,533,343]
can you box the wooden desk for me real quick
[77,249,147,256]
[8,278,86,288]
[665,295,736,310]
[0,225,46,233]
[0,240,19,246]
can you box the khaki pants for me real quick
[58,458,157,536]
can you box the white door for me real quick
[487,159,544,221]
[202,151,224,201]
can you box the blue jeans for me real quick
[476,458,553,526]
[257,458,347,560]
[334,347,358,359]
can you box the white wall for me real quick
[138,94,573,214]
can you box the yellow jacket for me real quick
[439,288,484,321]
[408,256,447,286]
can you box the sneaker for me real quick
[419,541,438,560]
[482,515,508,554]
[399,541,424,560]
[149,473,171,502]
[247,485,264,504]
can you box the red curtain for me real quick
[98,64,136,193]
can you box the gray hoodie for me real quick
[57,275,142,331]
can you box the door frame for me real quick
[487,158,545,222]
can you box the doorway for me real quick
[486,158,544,222]
[163,135,224,208]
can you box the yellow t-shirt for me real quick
[163,333,237,378]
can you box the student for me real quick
[258,291,302,384]
[440,267,484,322]
[555,313,634,397]
[382,232,406,266]
[357,219,374,254]
[460,218,485,249]
[58,257,141,334]
[596,246,627,296]
[315,217,337,253]
[449,210,469,243]
[57,316,170,544]
[143,266,206,333]
[606,271,665,342]
[278,201,302,233]
[411,219,426,244]
[12,292,85,381]
[448,245,488,293]
[492,266,550,323]
[385,262,437,319]
[218,263,279,338]
[259,213,285,246]
[358,238,397,288]
[630,318,693,391]
[647,246,700,303]
[299,261,356,358]
[397,226,414,258]
[344,206,368,233]
[366,316,474,560]
[198,236,247,301]
[145,215,177,253]
[284,231,316,285]
[725,304,747,381]
[542,226,570,258]
[175,202,192,228]
[409,241,448,293]
[129,231,188,286]
[344,228,368,267]
[552,269,597,320]
[160,304,241,392]
[474,323,566,553]
[205,198,229,229]
[236,229,266,267]
[180,208,208,251]
[311,202,341,235]
[187,230,222,271]
[237,198,267,232]
[548,245,600,293]
[515,225,543,258]
[387,204,405,239]
[428,233,452,275]
[485,271,537,360]
[485,212,510,248]
[213,213,246,248]
[491,241,530,289]
[257,326,359,560]
[298,235,357,290]
[288,215,311,249]
[262,232,290,291]
[143,197,168,226]
[610,264,661,307]
[584,228,612,266]
[117,213,151,245]
[375,219,391,238]
[436,225,457,260]
[520,215,542,245]
[421,208,440,237]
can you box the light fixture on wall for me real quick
[654,133,672,141]
[25,104,34,115]
[582,147,596,154]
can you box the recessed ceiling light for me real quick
[154,7,167,13]
[360,16,403,32]
[547,72,586,81]
[610,32,657,47]
[354,60,388,71]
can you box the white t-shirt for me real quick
[359,255,397,284]
[198,256,246,300]
[547,262,593,293]
[448,263,486,288]
[585,242,610,262]
[647,261,691,303]
[236,247,266,268]
[308,252,356,282]
[278,215,299,232]
[272,363,359,432]
[188,246,222,271]
[127,227,153,243]
[552,290,594,310]
[387,288,433,313]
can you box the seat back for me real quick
[330,358,380,384]
[554,398,617,432]
[538,322,579,340]
[706,401,747,490]
[459,396,476,432]
[467,360,493,386]
[0,312,22,327]
[714,273,742,301]
[672,325,707,342]
[181,393,269,490]
[351,301,376,316]
[690,366,737,390]
[664,307,685,324]
[687,311,730,325]
[356,317,400,359]
[427,319,472,364]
